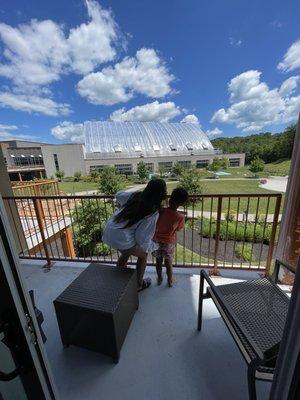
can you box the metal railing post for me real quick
[210,196,222,276]
[33,197,52,268]
[265,194,282,276]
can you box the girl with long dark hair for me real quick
[102,179,167,291]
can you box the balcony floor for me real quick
[21,261,271,400]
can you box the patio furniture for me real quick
[198,259,295,400]
[54,264,138,363]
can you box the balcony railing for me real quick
[3,193,282,274]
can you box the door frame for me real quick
[0,195,58,399]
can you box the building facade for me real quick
[0,121,245,180]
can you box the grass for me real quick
[167,179,285,214]
[174,244,212,265]
[59,181,100,194]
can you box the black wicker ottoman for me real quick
[53,264,138,363]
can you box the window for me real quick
[229,158,240,167]
[113,144,122,153]
[114,164,133,175]
[53,154,60,171]
[145,163,154,173]
[178,160,191,168]
[158,161,173,172]
[196,159,209,168]
[90,165,105,172]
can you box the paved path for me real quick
[182,209,282,222]
[259,177,288,193]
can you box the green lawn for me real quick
[59,181,100,194]
[167,179,284,214]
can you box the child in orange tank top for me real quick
[153,188,188,287]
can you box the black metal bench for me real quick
[198,260,295,400]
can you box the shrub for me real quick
[74,171,82,182]
[178,168,202,195]
[93,243,111,256]
[99,166,125,195]
[249,157,265,175]
[90,171,99,182]
[235,243,254,262]
[207,157,229,172]
[172,161,184,177]
[72,199,113,257]
[197,217,272,244]
[224,209,236,222]
[55,170,65,181]
[137,161,149,182]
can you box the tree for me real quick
[99,166,125,195]
[178,168,202,195]
[74,171,82,182]
[207,157,226,172]
[249,157,265,175]
[137,161,149,182]
[55,170,65,181]
[158,165,166,177]
[72,199,113,257]
[211,124,296,164]
[90,171,99,182]
[172,161,184,177]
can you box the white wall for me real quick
[41,144,86,177]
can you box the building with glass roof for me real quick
[1,122,245,179]
[82,121,245,175]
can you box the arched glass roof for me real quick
[84,121,215,157]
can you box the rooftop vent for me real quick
[113,144,122,153]
[134,145,142,152]
[153,144,160,151]
[186,142,193,151]
[169,143,177,151]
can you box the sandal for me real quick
[138,277,152,292]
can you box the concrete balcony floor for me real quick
[21,261,272,400]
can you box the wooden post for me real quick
[61,227,76,258]
[33,198,51,267]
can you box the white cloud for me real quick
[77,48,174,105]
[278,40,300,72]
[206,127,222,137]
[229,37,242,47]
[0,0,120,114]
[67,0,119,75]
[211,70,300,132]
[279,76,300,96]
[0,124,39,141]
[51,121,84,143]
[0,124,18,131]
[110,101,180,122]
[0,92,71,116]
[0,1,119,88]
[180,114,199,124]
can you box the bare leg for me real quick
[165,258,174,287]
[136,255,148,289]
[156,257,163,285]
[117,252,130,267]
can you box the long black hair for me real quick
[114,179,167,228]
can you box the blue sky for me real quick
[0,0,299,144]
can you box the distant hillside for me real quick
[211,124,296,164]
